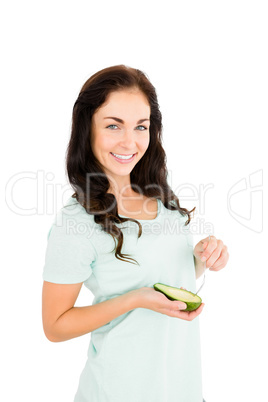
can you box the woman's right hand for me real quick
[132,287,205,321]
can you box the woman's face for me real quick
[91,88,150,189]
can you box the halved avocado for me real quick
[153,283,202,312]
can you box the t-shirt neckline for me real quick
[118,198,161,222]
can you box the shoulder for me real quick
[161,199,189,222]
[54,196,96,227]
[46,196,100,244]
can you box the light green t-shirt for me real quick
[42,196,203,402]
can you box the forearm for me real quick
[194,255,206,279]
[48,290,139,343]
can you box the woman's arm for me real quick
[42,281,139,343]
[42,281,204,343]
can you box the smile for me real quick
[110,152,137,163]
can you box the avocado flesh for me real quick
[153,283,202,312]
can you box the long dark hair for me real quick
[65,64,196,265]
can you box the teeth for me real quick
[111,153,135,160]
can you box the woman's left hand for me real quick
[193,235,229,271]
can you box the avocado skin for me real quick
[161,294,201,312]
[153,283,202,312]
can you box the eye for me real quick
[136,125,147,131]
[106,124,148,131]
[106,124,118,130]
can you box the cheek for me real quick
[102,135,117,151]
[139,135,150,151]
[94,133,114,151]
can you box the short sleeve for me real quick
[178,213,194,248]
[42,209,98,284]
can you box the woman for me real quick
[42,65,229,402]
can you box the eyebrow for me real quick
[103,117,150,124]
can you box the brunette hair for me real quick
[65,64,196,265]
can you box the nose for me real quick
[119,129,136,150]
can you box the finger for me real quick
[210,247,229,270]
[200,237,210,252]
[202,238,223,266]
[201,236,216,258]
[200,236,214,261]
[175,301,188,310]
[202,242,208,250]
[168,303,205,320]
[177,303,205,321]
[165,298,187,311]
[202,235,211,249]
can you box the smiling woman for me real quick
[42,64,206,402]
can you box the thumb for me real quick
[202,241,208,249]
[176,301,187,310]
[194,240,208,258]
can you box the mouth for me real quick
[110,152,137,163]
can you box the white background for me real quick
[1,1,267,401]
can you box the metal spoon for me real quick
[195,234,211,295]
